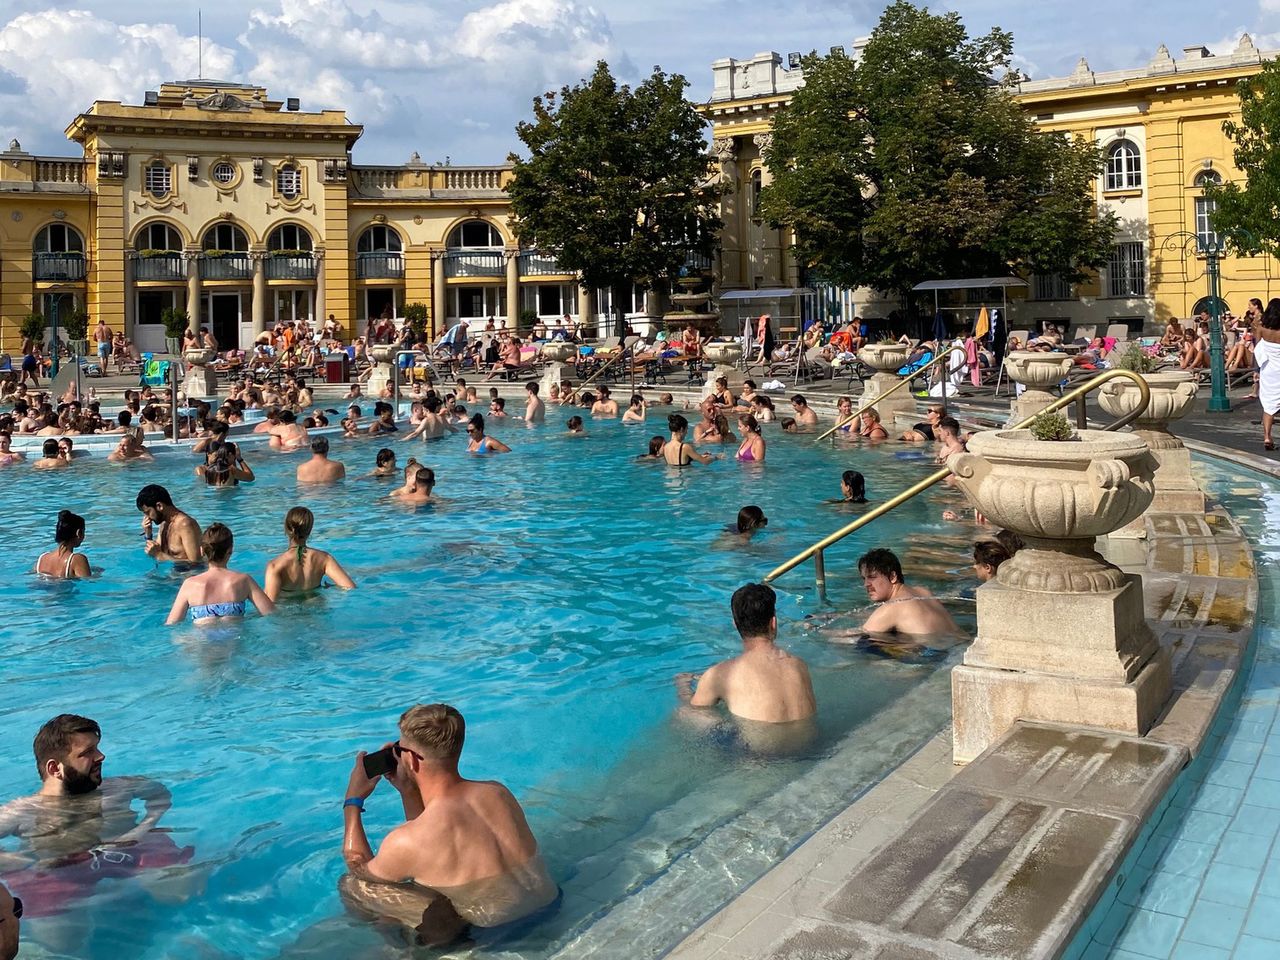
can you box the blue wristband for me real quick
[343,797,365,812]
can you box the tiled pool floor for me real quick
[1092,656,1280,959]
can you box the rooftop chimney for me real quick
[1182,45,1211,60]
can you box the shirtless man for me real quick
[32,439,68,470]
[108,429,154,463]
[269,409,309,450]
[393,467,438,505]
[789,395,819,431]
[297,436,346,483]
[858,548,958,637]
[454,378,478,403]
[676,583,816,723]
[591,385,619,418]
[340,704,558,946]
[254,407,282,435]
[0,715,194,923]
[523,381,545,424]
[401,396,457,441]
[136,484,202,566]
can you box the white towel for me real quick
[1258,338,1280,415]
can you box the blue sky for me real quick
[0,0,1274,164]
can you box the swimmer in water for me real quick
[565,415,587,436]
[393,467,438,506]
[401,396,457,441]
[675,583,816,724]
[636,435,666,460]
[263,506,357,601]
[339,703,559,947]
[858,407,889,442]
[31,439,68,470]
[33,510,91,579]
[0,433,26,465]
[857,548,958,637]
[366,448,398,479]
[137,484,202,567]
[165,524,274,625]
[972,539,1011,583]
[828,469,868,505]
[621,394,646,423]
[466,415,510,454]
[663,414,718,465]
[734,505,768,537]
[735,415,765,462]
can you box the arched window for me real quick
[135,222,183,252]
[34,223,84,255]
[276,163,302,200]
[357,225,403,253]
[201,224,249,252]
[1194,169,1222,253]
[267,224,313,253]
[1105,140,1141,191]
[750,169,763,218]
[145,161,172,198]
[446,220,502,249]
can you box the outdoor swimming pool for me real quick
[0,415,985,959]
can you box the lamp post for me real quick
[1162,230,1242,414]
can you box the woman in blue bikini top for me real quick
[165,523,276,625]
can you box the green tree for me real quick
[507,61,722,338]
[760,1,1115,306]
[1204,57,1280,255]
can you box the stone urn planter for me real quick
[540,340,578,393]
[856,344,915,424]
[367,344,402,396]
[946,429,1170,763]
[701,340,745,397]
[181,348,218,399]
[1097,371,1203,528]
[1003,351,1074,422]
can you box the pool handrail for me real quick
[575,348,626,392]
[815,345,968,443]
[764,368,1153,590]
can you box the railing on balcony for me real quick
[133,253,186,282]
[683,251,714,274]
[33,252,87,282]
[199,253,253,281]
[264,253,317,281]
[34,159,87,186]
[519,252,567,276]
[354,168,400,192]
[443,168,503,192]
[356,251,404,279]
[445,250,504,279]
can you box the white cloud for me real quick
[455,0,613,70]
[0,9,237,135]
[241,0,433,71]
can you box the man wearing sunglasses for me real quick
[340,703,558,947]
[0,714,195,921]
[0,882,18,960]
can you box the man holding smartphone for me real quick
[135,485,202,567]
[340,703,558,946]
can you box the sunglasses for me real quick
[392,742,425,763]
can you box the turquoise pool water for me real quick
[0,416,981,959]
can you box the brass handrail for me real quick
[765,368,1152,587]
[573,348,626,392]
[814,345,968,442]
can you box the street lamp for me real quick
[1161,230,1252,414]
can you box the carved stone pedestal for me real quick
[539,342,577,395]
[702,342,744,398]
[1003,351,1074,423]
[182,350,218,400]
[856,344,916,423]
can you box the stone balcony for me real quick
[350,163,512,199]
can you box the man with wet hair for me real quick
[676,583,816,723]
[136,484,202,566]
[858,548,958,637]
[0,715,194,921]
[297,436,346,484]
[340,704,558,946]
[789,394,819,430]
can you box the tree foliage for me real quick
[759,1,1115,298]
[1204,57,1280,256]
[506,62,722,333]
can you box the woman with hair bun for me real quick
[165,524,274,625]
[264,507,357,601]
[34,510,91,579]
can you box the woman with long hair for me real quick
[34,510,91,579]
[263,507,357,601]
[1253,298,1280,450]
[165,524,274,625]
[736,414,766,463]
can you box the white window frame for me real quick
[266,224,313,252]
[137,222,182,251]
[1032,273,1072,301]
[35,223,85,254]
[211,161,236,185]
[357,225,403,253]
[1108,242,1146,298]
[1105,140,1141,191]
[276,164,302,200]
[145,162,172,198]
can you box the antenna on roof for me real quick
[198,10,203,79]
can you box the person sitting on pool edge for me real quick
[675,582,816,724]
[0,714,196,922]
[858,548,958,638]
[137,484,202,567]
[339,703,559,947]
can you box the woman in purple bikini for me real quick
[736,414,766,463]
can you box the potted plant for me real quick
[518,308,538,332]
[1027,411,1076,441]
[161,307,190,356]
[404,302,429,338]
[19,312,46,346]
[63,309,90,356]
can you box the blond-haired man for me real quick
[341,704,557,946]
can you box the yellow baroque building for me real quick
[0,79,603,355]
[704,34,1280,334]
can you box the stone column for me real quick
[251,251,267,335]
[577,283,592,329]
[122,255,135,341]
[314,249,326,327]
[713,137,742,290]
[432,250,447,337]
[506,249,520,332]
[186,250,201,334]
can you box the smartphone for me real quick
[362,746,396,779]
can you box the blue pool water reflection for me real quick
[0,418,987,958]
